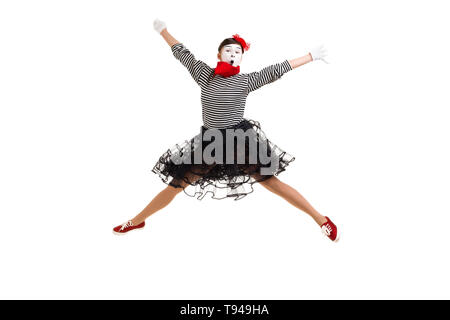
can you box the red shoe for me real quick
[320,216,340,242]
[113,220,145,235]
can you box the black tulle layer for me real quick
[151,118,295,200]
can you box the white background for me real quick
[1,0,449,299]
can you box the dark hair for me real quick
[218,38,244,54]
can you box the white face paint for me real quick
[219,44,243,67]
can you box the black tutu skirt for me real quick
[151,118,295,200]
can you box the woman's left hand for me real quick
[309,44,329,64]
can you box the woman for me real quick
[113,18,339,242]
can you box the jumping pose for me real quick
[113,19,339,242]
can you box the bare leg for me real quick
[131,169,212,225]
[130,184,184,225]
[256,175,327,226]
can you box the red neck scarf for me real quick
[214,61,240,77]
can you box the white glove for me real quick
[153,18,167,34]
[309,44,329,64]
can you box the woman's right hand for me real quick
[153,18,167,34]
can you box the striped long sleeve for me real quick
[171,43,213,87]
[246,60,293,93]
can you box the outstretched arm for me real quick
[288,44,329,69]
[247,60,293,93]
[153,18,212,87]
[154,18,179,46]
[247,44,329,93]
[160,29,180,47]
[288,54,313,69]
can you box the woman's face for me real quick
[218,44,243,67]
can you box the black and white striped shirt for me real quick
[171,43,293,129]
